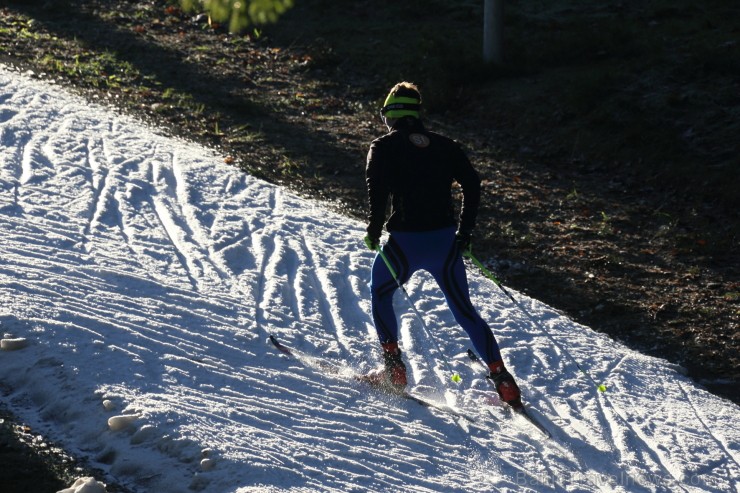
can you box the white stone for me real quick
[1,337,28,351]
[56,476,107,493]
[200,457,215,471]
[107,414,139,431]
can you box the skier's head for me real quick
[380,82,421,129]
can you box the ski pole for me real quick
[375,246,462,384]
[466,252,607,394]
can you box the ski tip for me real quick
[268,334,291,355]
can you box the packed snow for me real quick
[0,65,737,493]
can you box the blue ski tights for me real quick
[370,227,503,366]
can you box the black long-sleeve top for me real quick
[365,118,481,239]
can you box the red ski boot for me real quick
[359,342,407,393]
[488,361,523,409]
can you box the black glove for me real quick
[364,234,380,251]
[455,230,472,257]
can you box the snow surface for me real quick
[0,65,738,493]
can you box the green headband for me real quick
[380,95,420,119]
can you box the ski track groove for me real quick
[517,392,615,493]
[169,151,232,283]
[152,151,231,287]
[0,131,28,211]
[471,368,607,492]
[491,418,572,493]
[674,378,740,488]
[194,369,472,492]
[527,362,648,492]
[296,233,351,360]
[252,187,281,337]
[81,135,109,243]
[600,393,689,493]
[1,248,255,372]
[502,306,687,492]
[102,167,139,262]
[19,129,42,187]
[148,158,200,291]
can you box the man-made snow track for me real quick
[0,66,737,493]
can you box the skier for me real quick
[362,82,523,409]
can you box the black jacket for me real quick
[365,118,481,239]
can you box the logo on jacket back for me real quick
[409,133,430,148]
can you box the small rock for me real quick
[107,414,139,431]
[56,476,107,493]
[1,337,28,351]
[200,457,215,471]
